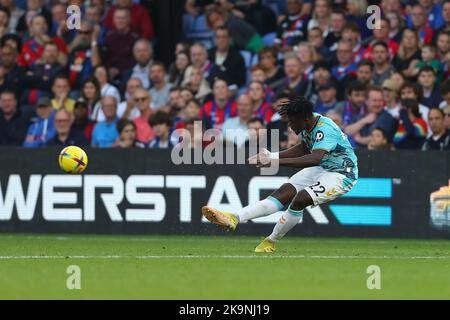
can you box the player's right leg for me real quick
[255,167,318,252]
[255,190,314,252]
[202,183,297,231]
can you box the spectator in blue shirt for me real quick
[314,81,345,116]
[92,96,119,147]
[23,97,56,148]
[332,41,357,82]
[308,27,330,61]
[342,81,367,127]
[406,0,445,30]
[418,66,443,108]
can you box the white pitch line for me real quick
[2,235,403,244]
[0,255,449,260]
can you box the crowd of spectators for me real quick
[1,0,450,152]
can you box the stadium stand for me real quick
[0,0,449,151]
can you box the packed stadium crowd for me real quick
[0,0,450,151]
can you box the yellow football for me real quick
[58,146,88,174]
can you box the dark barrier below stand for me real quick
[0,148,449,239]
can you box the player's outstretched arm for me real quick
[278,141,310,159]
[278,149,327,168]
[248,142,309,164]
[248,142,310,167]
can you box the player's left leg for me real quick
[238,183,297,223]
[202,183,297,231]
[202,168,316,232]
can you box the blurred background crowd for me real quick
[0,0,450,151]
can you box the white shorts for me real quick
[287,166,357,206]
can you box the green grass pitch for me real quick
[0,234,449,299]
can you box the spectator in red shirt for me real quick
[363,17,399,61]
[17,15,67,67]
[200,78,237,130]
[250,64,275,104]
[248,81,274,124]
[132,88,155,143]
[410,4,434,45]
[72,100,95,144]
[341,23,365,64]
[103,7,139,80]
[103,0,154,40]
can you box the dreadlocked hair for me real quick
[280,96,314,120]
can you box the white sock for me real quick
[237,196,284,223]
[268,207,303,242]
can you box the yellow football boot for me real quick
[254,238,275,253]
[202,206,239,231]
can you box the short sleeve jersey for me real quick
[299,113,358,181]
